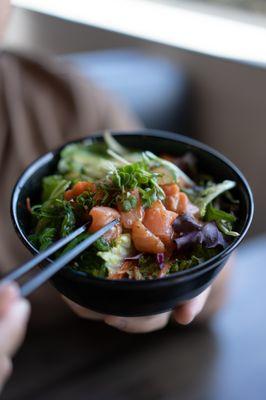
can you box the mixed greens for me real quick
[28,132,240,280]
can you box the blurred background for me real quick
[2,1,266,399]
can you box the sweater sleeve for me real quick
[0,50,142,271]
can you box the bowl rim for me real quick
[11,129,254,286]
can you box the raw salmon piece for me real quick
[89,206,121,241]
[132,220,165,254]
[64,189,73,201]
[64,181,96,200]
[72,182,94,197]
[109,260,136,280]
[143,201,177,246]
[177,192,188,215]
[162,184,180,212]
[119,190,144,229]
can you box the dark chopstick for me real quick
[0,220,92,287]
[20,219,118,297]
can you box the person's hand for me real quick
[63,287,211,334]
[0,283,30,391]
[64,254,233,333]
[63,255,232,333]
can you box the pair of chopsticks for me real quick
[0,219,118,297]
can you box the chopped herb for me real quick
[101,161,165,208]
[138,255,160,279]
[94,237,111,252]
[29,227,56,251]
[170,255,201,273]
[60,203,76,237]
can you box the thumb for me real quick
[173,288,211,325]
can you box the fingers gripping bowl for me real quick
[11,131,253,316]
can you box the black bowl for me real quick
[11,130,253,316]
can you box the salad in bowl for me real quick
[28,132,240,281]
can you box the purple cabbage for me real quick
[201,222,226,248]
[174,231,200,252]
[173,214,226,252]
[172,214,202,234]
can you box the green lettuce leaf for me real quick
[143,151,195,186]
[58,142,116,181]
[205,203,239,237]
[97,234,132,275]
[193,180,236,217]
[42,175,65,202]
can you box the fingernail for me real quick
[12,299,31,322]
[188,299,205,320]
[176,311,194,325]
[105,316,127,330]
[174,304,197,325]
[0,283,20,316]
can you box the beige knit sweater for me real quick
[0,50,140,273]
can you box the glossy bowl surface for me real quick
[11,130,253,316]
